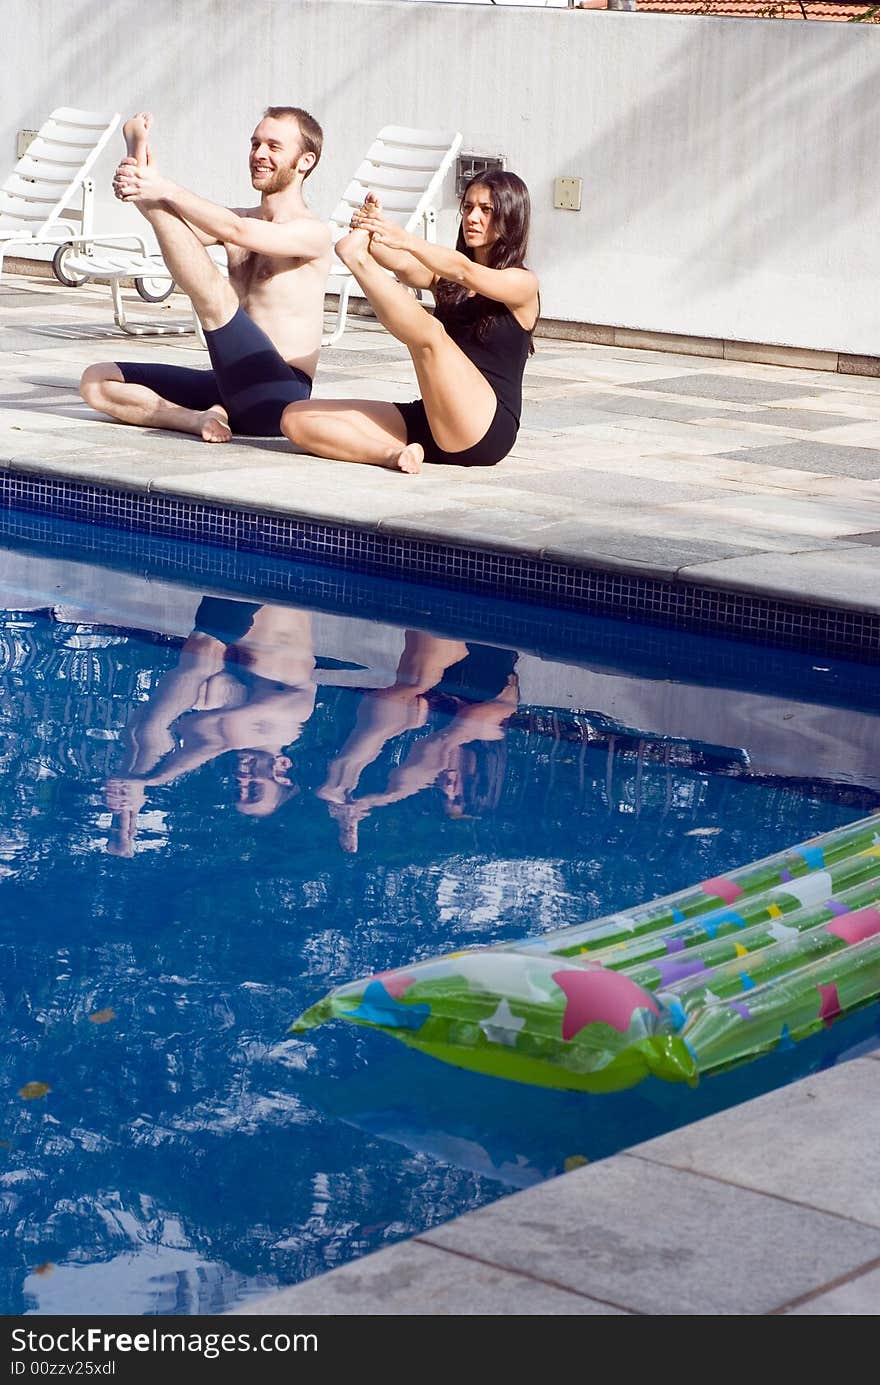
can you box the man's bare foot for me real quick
[316,788,346,805]
[198,408,232,443]
[335,227,372,269]
[327,802,368,854]
[104,778,148,814]
[394,442,423,474]
[122,113,152,167]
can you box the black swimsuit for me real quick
[426,643,519,714]
[396,293,532,467]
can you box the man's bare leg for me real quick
[80,113,235,442]
[120,115,239,331]
[80,362,232,441]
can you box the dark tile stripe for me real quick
[1,468,878,663]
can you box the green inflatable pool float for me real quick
[292,811,880,1093]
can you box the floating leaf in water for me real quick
[18,1082,50,1100]
[564,1154,590,1171]
[685,827,722,837]
[88,1008,116,1025]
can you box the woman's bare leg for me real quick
[336,230,497,453]
[281,397,423,473]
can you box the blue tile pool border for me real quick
[2,468,879,664]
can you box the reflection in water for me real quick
[317,631,519,851]
[0,579,878,1316]
[105,599,317,854]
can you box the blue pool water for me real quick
[1,513,879,1316]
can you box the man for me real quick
[80,109,332,442]
[104,596,318,855]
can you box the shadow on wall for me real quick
[562,20,880,291]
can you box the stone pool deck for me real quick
[2,269,879,1315]
[4,272,880,618]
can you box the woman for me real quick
[317,629,519,851]
[281,170,539,473]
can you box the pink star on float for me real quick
[373,970,418,999]
[817,982,841,1025]
[826,906,880,946]
[700,876,744,906]
[552,968,660,1040]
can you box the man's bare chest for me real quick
[226,246,306,292]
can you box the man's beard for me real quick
[252,163,297,194]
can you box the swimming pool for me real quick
[1,512,878,1316]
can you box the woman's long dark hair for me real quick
[434,169,536,349]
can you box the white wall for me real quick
[4,0,880,353]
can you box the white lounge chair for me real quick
[52,243,228,342]
[323,124,463,347]
[0,107,122,280]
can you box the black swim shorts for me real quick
[116,306,311,436]
[395,396,518,468]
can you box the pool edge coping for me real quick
[2,462,880,664]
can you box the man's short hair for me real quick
[263,106,323,179]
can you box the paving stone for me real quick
[629,372,821,404]
[379,506,561,554]
[680,546,880,611]
[783,1266,880,1315]
[535,503,843,556]
[670,493,880,536]
[230,1239,628,1316]
[632,1058,880,1228]
[153,466,465,527]
[732,409,858,432]
[717,441,880,478]
[420,1156,880,1315]
[521,396,720,426]
[572,416,793,456]
[527,356,708,385]
[530,391,746,424]
[317,346,409,368]
[503,470,735,507]
[839,354,880,379]
[537,526,760,576]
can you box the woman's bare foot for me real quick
[106,810,138,858]
[351,191,382,226]
[394,442,423,474]
[198,408,232,443]
[122,113,152,167]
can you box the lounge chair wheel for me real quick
[135,275,175,303]
[52,243,88,288]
